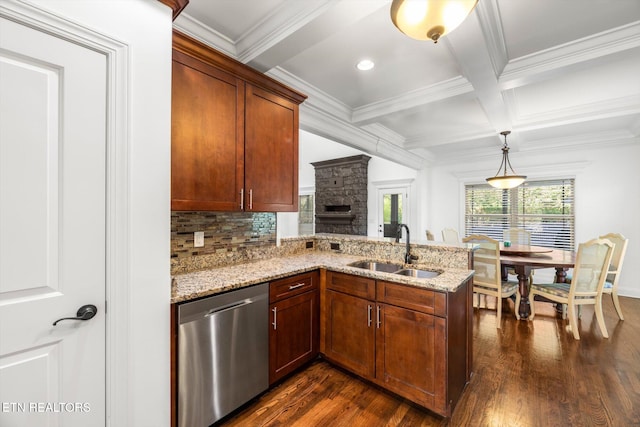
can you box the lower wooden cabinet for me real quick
[269,271,319,384]
[324,289,375,378]
[323,271,472,417]
[376,303,447,411]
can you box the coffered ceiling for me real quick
[174,0,640,169]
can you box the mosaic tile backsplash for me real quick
[171,211,276,265]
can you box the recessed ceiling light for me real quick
[356,59,375,71]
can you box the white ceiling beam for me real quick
[444,10,512,135]
[300,103,426,170]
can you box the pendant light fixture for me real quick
[390,0,478,43]
[486,131,527,189]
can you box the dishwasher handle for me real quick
[204,298,255,317]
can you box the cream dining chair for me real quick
[525,238,614,340]
[463,235,519,328]
[503,228,531,246]
[598,233,629,320]
[503,228,534,285]
[442,228,460,244]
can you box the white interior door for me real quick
[377,186,409,238]
[0,15,106,426]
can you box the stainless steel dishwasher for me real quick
[178,283,269,427]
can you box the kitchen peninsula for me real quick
[171,234,474,423]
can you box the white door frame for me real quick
[373,179,414,238]
[0,2,131,425]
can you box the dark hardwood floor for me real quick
[220,296,640,426]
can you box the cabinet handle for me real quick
[249,189,253,210]
[288,283,306,290]
[240,188,244,210]
[376,306,381,329]
[367,304,372,327]
[272,307,277,330]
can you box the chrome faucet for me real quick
[396,224,418,264]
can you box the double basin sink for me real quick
[348,260,440,279]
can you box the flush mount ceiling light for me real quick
[486,131,527,189]
[356,59,375,71]
[390,0,478,43]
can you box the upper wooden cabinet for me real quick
[171,31,306,212]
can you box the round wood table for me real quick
[500,247,576,319]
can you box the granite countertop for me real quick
[171,251,473,303]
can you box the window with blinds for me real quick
[465,179,575,250]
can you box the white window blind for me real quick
[465,179,575,251]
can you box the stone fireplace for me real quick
[311,154,370,235]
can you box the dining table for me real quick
[499,244,576,319]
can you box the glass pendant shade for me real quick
[390,0,478,43]
[486,175,526,189]
[486,131,526,189]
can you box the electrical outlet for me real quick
[194,231,205,248]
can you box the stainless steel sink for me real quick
[348,261,440,279]
[347,260,404,273]
[394,269,441,279]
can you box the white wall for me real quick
[278,130,419,238]
[27,1,173,426]
[429,142,640,298]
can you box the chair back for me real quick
[463,235,500,289]
[442,228,459,244]
[503,228,531,245]
[570,238,614,297]
[598,233,628,275]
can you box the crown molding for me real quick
[453,161,591,182]
[404,128,497,150]
[351,76,474,124]
[235,0,334,64]
[173,12,237,58]
[514,95,640,130]
[501,21,640,90]
[267,66,352,122]
[520,129,638,151]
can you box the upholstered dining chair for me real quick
[463,235,519,328]
[442,228,460,244]
[525,238,614,340]
[598,233,629,320]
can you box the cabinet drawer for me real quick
[326,271,375,300]
[270,271,318,302]
[377,281,446,317]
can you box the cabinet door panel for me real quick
[324,290,375,379]
[171,51,244,211]
[375,304,446,412]
[245,84,298,212]
[269,290,318,384]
